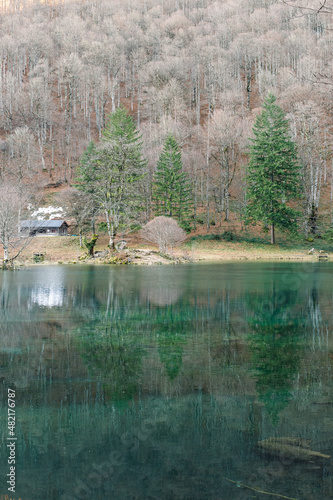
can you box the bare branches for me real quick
[0,183,31,268]
[281,0,332,14]
[140,217,187,254]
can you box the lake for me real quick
[0,263,332,499]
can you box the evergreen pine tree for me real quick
[152,135,193,230]
[75,141,98,193]
[74,141,99,233]
[76,107,147,247]
[246,94,302,244]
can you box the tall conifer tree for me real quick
[246,94,302,244]
[76,107,147,247]
[152,135,193,230]
[74,141,100,233]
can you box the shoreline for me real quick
[5,236,332,267]
[14,250,331,267]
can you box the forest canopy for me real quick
[0,0,333,241]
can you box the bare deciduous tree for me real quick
[290,101,327,234]
[140,216,187,253]
[3,0,333,235]
[210,110,244,224]
[0,183,31,269]
[57,188,94,247]
[5,127,39,187]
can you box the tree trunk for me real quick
[271,224,275,244]
[83,235,98,257]
[206,110,210,230]
[109,236,115,249]
[105,210,116,249]
[79,228,83,248]
[2,246,9,269]
[91,213,96,235]
[308,204,318,235]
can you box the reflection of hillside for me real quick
[0,264,332,406]
[0,264,332,500]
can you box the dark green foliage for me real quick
[222,230,233,241]
[247,288,304,424]
[158,335,184,380]
[195,217,205,225]
[76,107,147,248]
[75,141,99,194]
[74,141,100,232]
[245,94,302,244]
[152,135,193,230]
[189,231,234,242]
[33,253,45,263]
[157,320,187,380]
[250,324,302,425]
[99,106,147,243]
[323,225,333,242]
[101,106,147,178]
[190,234,222,242]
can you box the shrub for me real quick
[195,217,204,225]
[140,216,187,253]
[206,234,220,240]
[222,231,234,241]
[323,227,333,242]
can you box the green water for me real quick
[0,263,332,499]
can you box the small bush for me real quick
[195,217,204,225]
[323,227,333,242]
[140,216,187,253]
[33,253,45,263]
[222,231,233,241]
[190,234,223,242]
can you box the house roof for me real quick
[20,220,68,228]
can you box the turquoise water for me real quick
[0,263,332,499]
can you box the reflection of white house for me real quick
[30,286,65,308]
[20,220,68,236]
[29,267,67,308]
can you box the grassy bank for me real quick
[184,232,333,261]
[13,232,333,265]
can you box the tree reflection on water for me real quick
[247,286,304,424]
[0,264,332,499]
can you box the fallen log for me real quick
[257,437,330,461]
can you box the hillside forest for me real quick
[1,0,333,246]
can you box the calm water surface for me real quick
[0,263,332,499]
